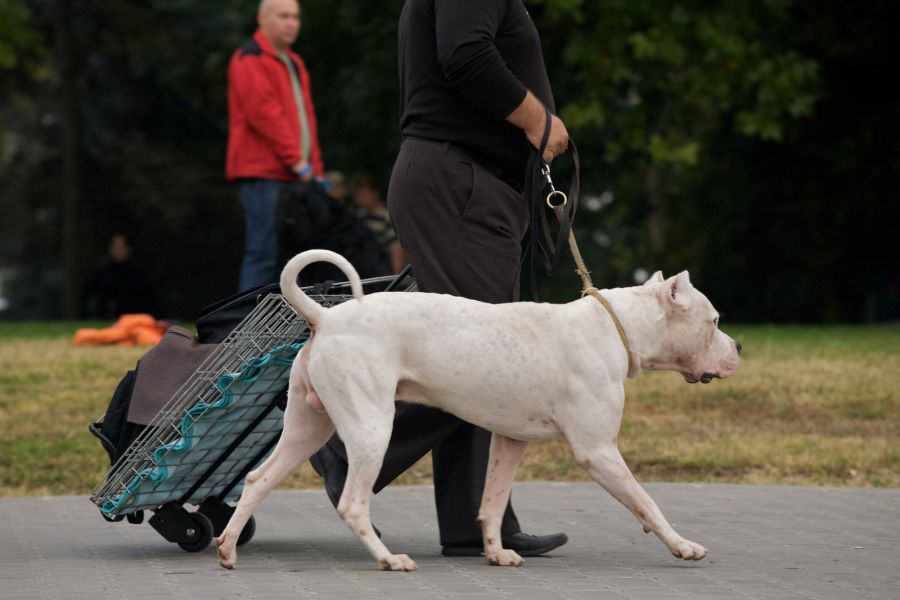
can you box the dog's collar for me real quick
[582,287,639,378]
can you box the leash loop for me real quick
[539,160,568,208]
[545,189,568,209]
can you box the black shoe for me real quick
[309,445,382,538]
[441,531,568,557]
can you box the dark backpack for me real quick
[276,181,392,283]
[90,369,138,464]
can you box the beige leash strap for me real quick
[554,201,634,375]
[581,286,635,376]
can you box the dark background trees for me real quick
[1,0,897,322]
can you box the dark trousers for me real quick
[315,137,529,544]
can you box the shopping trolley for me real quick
[90,271,413,552]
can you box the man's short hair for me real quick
[259,0,300,16]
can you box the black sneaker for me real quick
[441,531,568,557]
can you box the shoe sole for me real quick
[441,536,568,558]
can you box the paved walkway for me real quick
[1,482,897,599]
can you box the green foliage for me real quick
[300,0,405,185]
[0,0,45,69]
[735,52,819,141]
[529,0,896,323]
[0,0,896,322]
[648,134,699,166]
[541,0,821,165]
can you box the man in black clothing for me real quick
[80,233,160,320]
[311,0,570,557]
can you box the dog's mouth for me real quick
[683,372,719,384]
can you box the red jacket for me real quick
[226,30,324,181]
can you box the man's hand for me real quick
[292,160,314,182]
[525,112,569,163]
[506,90,569,163]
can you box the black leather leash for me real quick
[527,108,581,301]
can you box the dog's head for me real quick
[639,271,741,383]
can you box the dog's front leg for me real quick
[574,443,708,561]
[477,433,528,566]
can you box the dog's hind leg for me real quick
[477,433,528,566]
[217,363,335,570]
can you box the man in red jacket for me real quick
[226,0,324,291]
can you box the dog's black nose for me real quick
[736,341,743,355]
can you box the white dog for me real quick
[217,249,740,571]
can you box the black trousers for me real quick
[314,137,529,543]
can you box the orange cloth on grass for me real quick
[73,314,169,347]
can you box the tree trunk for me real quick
[645,165,665,253]
[54,0,84,318]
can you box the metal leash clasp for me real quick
[541,163,568,209]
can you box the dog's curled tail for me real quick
[280,250,364,327]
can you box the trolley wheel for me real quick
[177,512,214,553]
[237,515,256,547]
[101,510,125,523]
[126,510,144,525]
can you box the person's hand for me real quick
[526,113,569,163]
[292,160,314,182]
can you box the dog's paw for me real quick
[216,535,237,570]
[379,553,418,571]
[670,538,708,561]
[486,549,524,567]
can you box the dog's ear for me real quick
[644,271,664,285]
[665,271,693,310]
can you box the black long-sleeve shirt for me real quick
[398,0,555,189]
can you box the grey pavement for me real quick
[1,482,897,599]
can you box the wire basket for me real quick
[90,289,354,516]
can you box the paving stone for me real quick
[1,483,898,599]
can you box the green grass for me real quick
[1,322,898,497]
[0,321,112,338]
